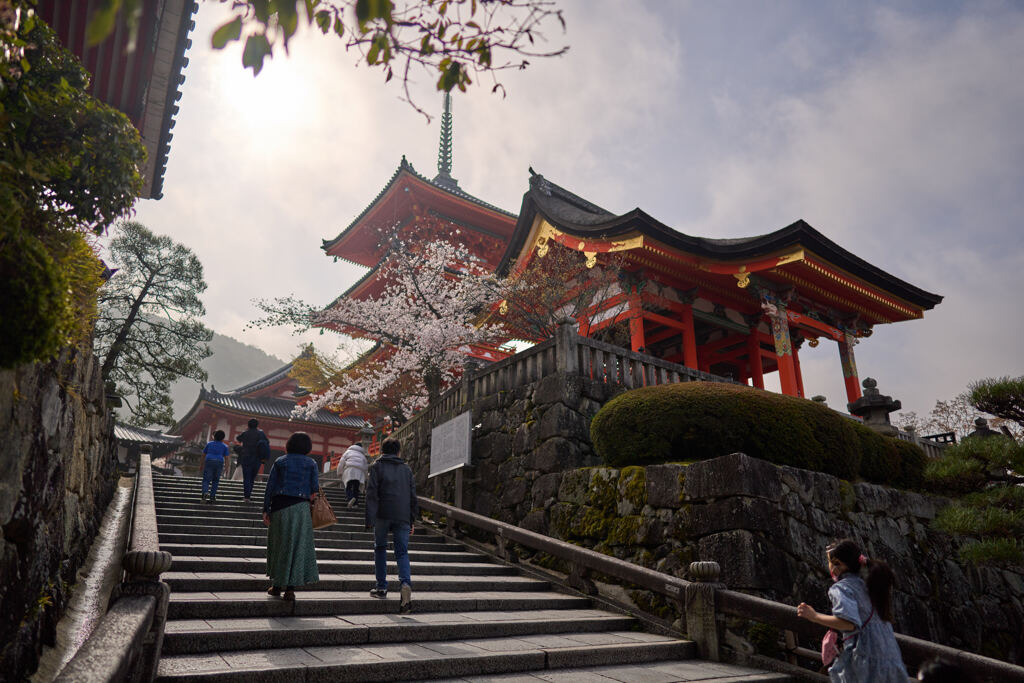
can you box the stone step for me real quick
[423,662,796,682]
[155,632,693,682]
[166,556,518,577]
[161,609,633,655]
[163,572,548,594]
[154,505,373,523]
[166,590,594,620]
[157,524,438,544]
[158,532,451,550]
[159,543,486,564]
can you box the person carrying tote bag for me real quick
[262,432,320,601]
[311,487,337,529]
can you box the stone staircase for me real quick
[153,474,792,682]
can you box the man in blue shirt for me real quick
[202,430,229,503]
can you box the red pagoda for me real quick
[320,94,520,368]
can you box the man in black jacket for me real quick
[235,418,269,502]
[365,439,418,613]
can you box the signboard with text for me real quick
[429,411,472,478]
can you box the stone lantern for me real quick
[359,421,375,448]
[847,377,901,435]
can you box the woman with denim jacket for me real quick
[261,432,320,600]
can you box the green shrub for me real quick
[590,382,926,487]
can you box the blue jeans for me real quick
[241,459,261,499]
[373,518,411,590]
[345,479,360,502]
[202,459,224,498]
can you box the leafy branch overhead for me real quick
[209,0,567,117]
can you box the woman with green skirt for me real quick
[261,432,320,600]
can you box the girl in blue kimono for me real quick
[797,539,907,682]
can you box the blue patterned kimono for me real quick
[828,573,907,683]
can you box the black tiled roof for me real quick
[498,173,942,310]
[114,423,184,445]
[194,388,365,428]
[322,157,515,253]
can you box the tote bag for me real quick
[310,487,337,529]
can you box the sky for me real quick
[127,0,1024,421]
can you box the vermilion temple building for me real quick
[317,99,940,416]
[497,173,942,404]
[171,356,367,473]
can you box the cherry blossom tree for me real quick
[254,237,504,423]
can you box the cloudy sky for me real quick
[128,0,1024,421]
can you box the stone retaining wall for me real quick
[400,371,1023,663]
[0,345,118,679]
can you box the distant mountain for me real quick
[169,332,286,422]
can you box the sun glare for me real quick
[211,51,319,132]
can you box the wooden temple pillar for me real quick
[746,331,765,389]
[761,295,800,397]
[628,290,645,352]
[680,303,699,370]
[792,338,806,399]
[839,332,862,403]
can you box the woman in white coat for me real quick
[339,443,370,508]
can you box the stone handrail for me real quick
[575,334,730,388]
[894,429,948,459]
[55,455,172,682]
[420,496,1024,681]
[389,323,732,445]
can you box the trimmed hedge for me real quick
[590,382,925,488]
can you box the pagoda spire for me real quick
[433,92,458,188]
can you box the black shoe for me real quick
[267,586,281,597]
[283,587,295,601]
[369,587,387,599]
[209,497,216,504]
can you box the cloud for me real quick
[125,2,1023,420]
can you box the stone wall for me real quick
[0,345,118,679]
[399,371,1023,663]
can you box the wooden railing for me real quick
[421,496,1024,682]
[54,455,173,682]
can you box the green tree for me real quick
[970,376,1024,430]
[95,222,213,427]
[0,9,145,368]
[926,376,1024,566]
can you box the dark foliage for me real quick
[591,382,926,488]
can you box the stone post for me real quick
[555,318,579,375]
[461,360,479,408]
[686,561,723,662]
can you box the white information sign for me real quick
[429,411,472,478]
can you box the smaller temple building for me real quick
[171,358,367,473]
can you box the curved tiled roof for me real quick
[322,157,516,253]
[190,388,366,428]
[499,173,942,310]
[114,423,184,445]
